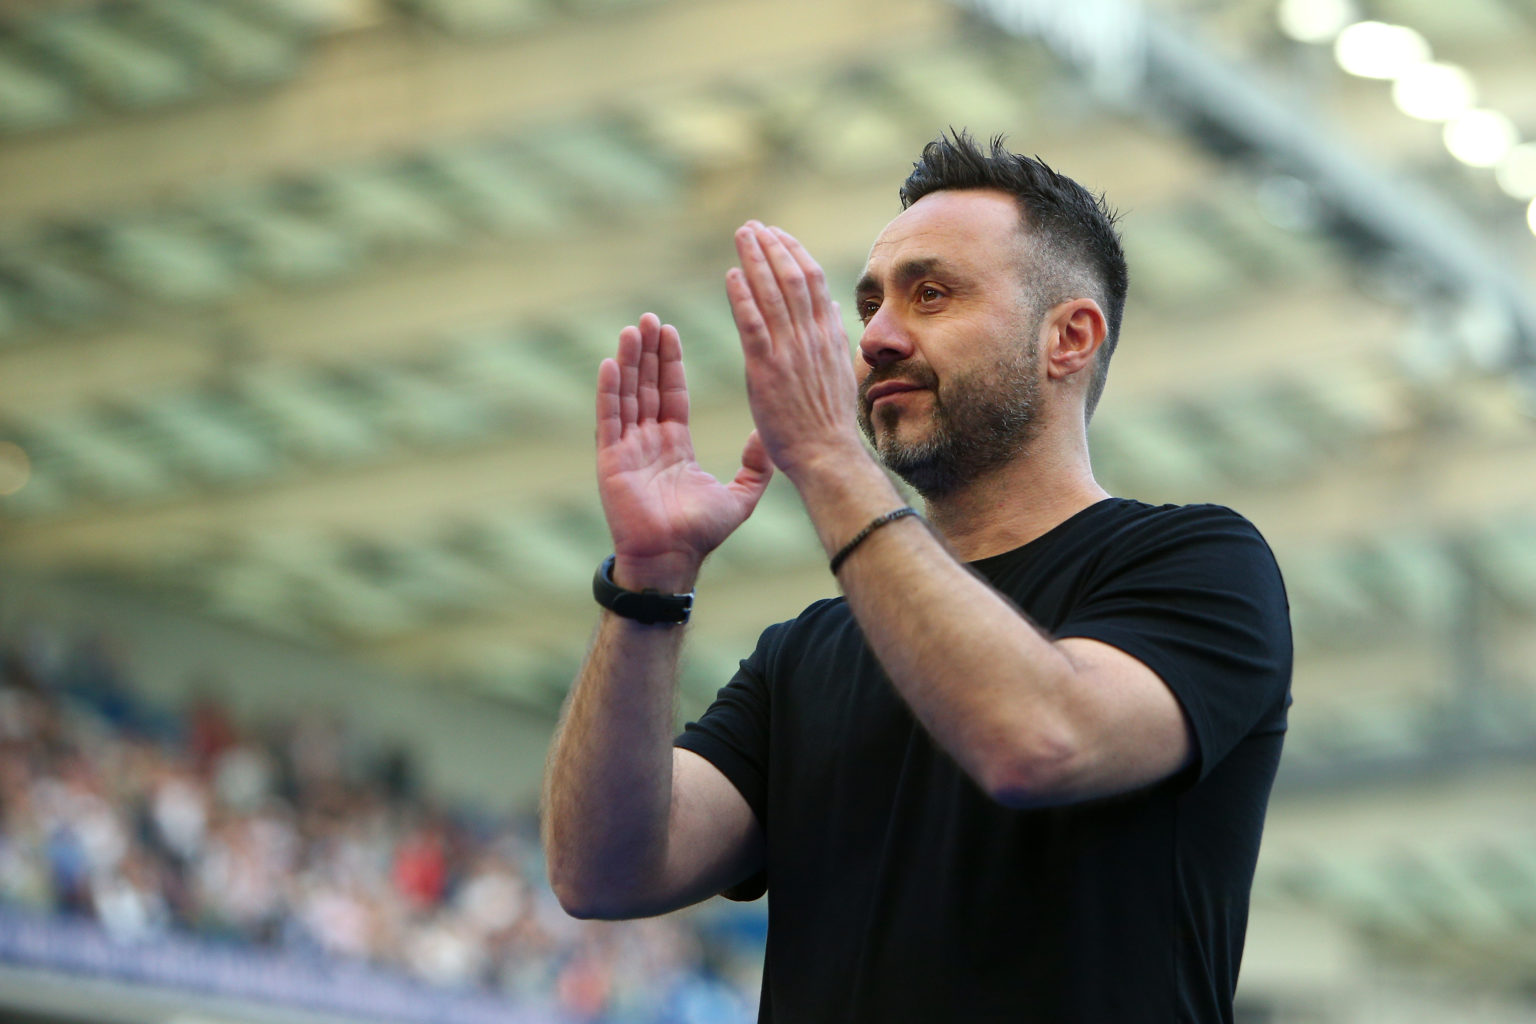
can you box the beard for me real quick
[856,341,1043,500]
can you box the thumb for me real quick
[728,429,774,508]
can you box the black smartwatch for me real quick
[592,555,694,625]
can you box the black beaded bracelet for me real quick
[829,506,920,575]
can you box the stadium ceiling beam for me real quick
[383,599,1536,712]
[11,421,1535,615]
[0,268,1380,424]
[0,401,756,567]
[954,0,1536,372]
[1236,428,1536,554]
[0,126,1205,419]
[1106,286,1407,404]
[1265,762,1536,851]
[364,565,836,676]
[0,278,1409,568]
[349,532,1536,706]
[0,0,948,225]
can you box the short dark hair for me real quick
[899,129,1128,421]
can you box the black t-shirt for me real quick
[676,498,1293,1023]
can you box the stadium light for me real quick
[1333,21,1430,79]
[1276,0,1355,43]
[1495,144,1536,200]
[1443,109,1518,168]
[1276,2,1536,245]
[1391,62,1474,122]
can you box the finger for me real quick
[726,266,773,360]
[770,227,833,327]
[596,357,622,448]
[754,224,815,328]
[657,319,690,426]
[829,300,852,357]
[616,323,641,430]
[733,223,794,347]
[778,228,850,363]
[637,313,662,424]
[727,429,774,508]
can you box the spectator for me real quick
[0,620,758,1023]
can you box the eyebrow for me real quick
[854,257,949,300]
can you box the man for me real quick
[542,130,1292,1022]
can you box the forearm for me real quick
[542,610,684,916]
[555,301,774,916]
[792,463,1082,804]
[725,217,1073,779]
[840,528,1081,803]
[724,218,1184,806]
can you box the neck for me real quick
[921,436,1110,562]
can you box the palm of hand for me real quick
[595,314,772,580]
[599,419,756,563]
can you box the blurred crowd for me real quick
[0,620,757,1023]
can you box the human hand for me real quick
[596,313,773,592]
[726,222,868,484]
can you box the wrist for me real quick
[829,507,922,575]
[788,449,903,518]
[595,555,695,626]
[610,550,703,594]
[792,444,907,535]
[778,437,882,493]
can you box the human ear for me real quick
[1044,298,1107,381]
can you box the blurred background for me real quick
[1,0,1535,1021]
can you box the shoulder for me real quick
[1019,498,1271,553]
[1038,500,1289,620]
[745,596,854,667]
[773,595,850,636]
[1094,498,1265,536]
[1086,500,1278,565]
[1006,498,1279,580]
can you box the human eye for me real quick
[916,284,947,306]
[856,298,881,324]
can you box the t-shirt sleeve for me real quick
[674,624,780,900]
[1053,504,1292,782]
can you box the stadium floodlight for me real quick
[954,0,1536,366]
[1443,109,1519,168]
[1495,144,1536,200]
[1333,21,1430,79]
[1276,0,1356,44]
[1391,62,1475,122]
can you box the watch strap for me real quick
[592,554,694,625]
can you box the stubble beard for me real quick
[857,341,1043,501]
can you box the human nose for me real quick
[857,305,914,368]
